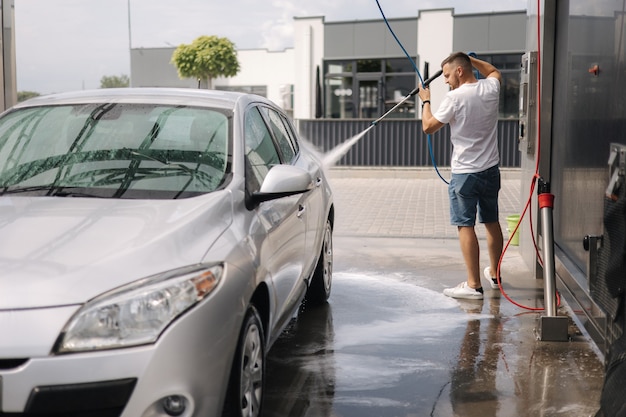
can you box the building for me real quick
[130,9,526,123]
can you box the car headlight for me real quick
[55,263,223,353]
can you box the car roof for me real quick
[12,88,275,112]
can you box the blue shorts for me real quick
[448,165,501,226]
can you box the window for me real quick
[324,58,418,119]
[384,74,418,119]
[0,104,231,199]
[357,59,382,73]
[244,107,281,194]
[326,75,355,118]
[477,53,523,119]
[324,54,522,119]
[260,107,297,163]
[386,58,417,73]
[280,116,300,155]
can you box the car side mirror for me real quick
[250,165,313,205]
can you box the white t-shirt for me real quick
[433,77,500,173]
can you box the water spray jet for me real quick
[321,69,443,169]
[321,125,376,169]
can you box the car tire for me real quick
[223,305,265,417]
[307,219,333,306]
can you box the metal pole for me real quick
[539,186,557,316]
[1,0,16,110]
[537,178,568,341]
[127,0,132,50]
[127,0,132,87]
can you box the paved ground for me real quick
[264,166,606,417]
[328,167,522,240]
[285,166,605,416]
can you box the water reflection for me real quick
[449,297,503,417]
[262,303,336,417]
[262,271,604,416]
[515,322,604,417]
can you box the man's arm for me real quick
[418,88,445,134]
[469,56,502,84]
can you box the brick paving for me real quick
[327,168,521,240]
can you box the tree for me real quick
[100,74,129,88]
[18,91,40,102]
[171,35,240,89]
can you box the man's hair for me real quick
[441,52,472,73]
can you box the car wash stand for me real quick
[538,177,569,341]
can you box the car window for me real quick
[244,107,281,194]
[0,103,231,199]
[277,112,300,155]
[260,107,296,163]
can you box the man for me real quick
[418,52,503,300]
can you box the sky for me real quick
[14,0,527,95]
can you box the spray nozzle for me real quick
[409,69,444,95]
[423,69,443,87]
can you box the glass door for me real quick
[357,76,382,119]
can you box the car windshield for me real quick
[0,102,232,199]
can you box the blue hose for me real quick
[428,134,449,185]
[374,0,448,184]
[374,0,424,87]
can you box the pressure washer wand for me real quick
[370,69,443,126]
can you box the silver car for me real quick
[0,88,334,417]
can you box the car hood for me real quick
[0,192,233,309]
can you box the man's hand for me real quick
[468,56,502,84]
[419,86,444,134]
[418,86,431,103]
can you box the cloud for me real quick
[15,0,129,93]
[259,1,302,51]
[13,0,528,94]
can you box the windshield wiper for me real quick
[0,185,56,196]
[0,185,105,198]
[53,187,107,198]
[126,148,196,175]
[114,148,204,198]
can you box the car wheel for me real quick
[223,305,265,417]
[307,219,333,306]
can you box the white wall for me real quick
[214,48,294,110]
[293,17,324,120]
[417,9,454,116]
[131,46,295,111]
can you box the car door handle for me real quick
[297,204,306,218]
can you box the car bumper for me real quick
[1,377,137,416]
[0,295,243,416]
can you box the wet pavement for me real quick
[263,168,605,417]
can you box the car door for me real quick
[260,107,325,277]
[277,113,326,276]
[244,105,307,333]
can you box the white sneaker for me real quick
[443,281,484,300]
[483,267,501,290]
